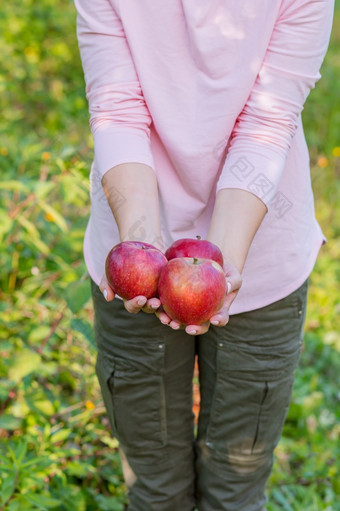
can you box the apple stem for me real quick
[196,235,201,240]
[193,257,198,264]
[141,245,145,250]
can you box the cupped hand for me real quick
[156,260,242,335]
[99,259,242,332]
[99,274,161,314]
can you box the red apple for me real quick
[105,241,167,300]
[165,236,223,267]
[158,257,226,325]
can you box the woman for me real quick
[74,0,334,509]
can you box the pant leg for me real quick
[196,280,308,511]
[91,280,197,511]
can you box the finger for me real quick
[99,275,115,301]
[223,265,242,295]
[142,297,162,314]
[185,321,210,336]
[155,309,172,325]
[168,320,182,330]
[124,295,147,314]
[155,308,183,330]
[209,302,230,327]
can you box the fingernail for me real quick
[187,329,197,335]
[103,289,108,301]
[172,325,180,330]
[138,298,146,306]
[151,304,159,309]
[211,320,219,326]
[226,282,231,295]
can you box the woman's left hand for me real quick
[156,261,242,335]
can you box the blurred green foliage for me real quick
[0,0,339,510]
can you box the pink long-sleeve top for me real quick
[75,0,334,314]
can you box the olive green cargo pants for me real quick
[91,279,308,511]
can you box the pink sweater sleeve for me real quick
[74,0,155,178]
[216,0,334,207]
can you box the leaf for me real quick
[0,475,17,507]
[0,415,23,431]
[28,325,52,344]
[16,215,50,255]
[65,461,90,477]
[50,428,72,444]
[94,495,125,511]
[0,452,10,464]
[33,181,55,199]
[0,180,30,192]
[9,495,36,511]
[21,456,54,470]
[272,489,294,511]
[0,211,13,244]
[64,280,91,313]
[25,493,61,509]
[70,318,95,348]
[61,486,86,511]
[7,349,42,382]
[30,399,55,416]
[15,438,28,464]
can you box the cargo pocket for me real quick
[96,341,167,451]
[205,338,302,459]
[250,375,295,453]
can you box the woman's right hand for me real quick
[99,274,162,314]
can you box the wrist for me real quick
[102,162,164,251]
[207,188,267,273]
[206,236,245,273]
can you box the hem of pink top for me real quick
[229,231,326,315]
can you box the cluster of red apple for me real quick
[105,237,226,325]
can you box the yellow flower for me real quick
[317,156,329,168]
[24,46,39,63]
[332,146,340,158]
[45,212,55,222]
[85,400,95,410]
[0,147,8,156]
[42,151,51,161]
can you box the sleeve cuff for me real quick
[216,150,285,207]
[93,128,155,178]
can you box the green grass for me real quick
[0,1,339,509]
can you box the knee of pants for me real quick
[121,446,196,511]
[197,437,275,477]
[195,449,270,511]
